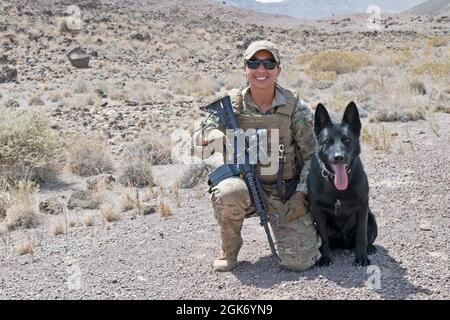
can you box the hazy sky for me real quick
[254,0,425,2]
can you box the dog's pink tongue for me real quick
[332,164,348,190]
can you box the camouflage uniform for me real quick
[195,84,321,271]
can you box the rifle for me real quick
[200,96,280,262]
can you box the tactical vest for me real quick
[228,86,299,184]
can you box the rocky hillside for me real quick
[222,0,425,20]
[406,0,450,16]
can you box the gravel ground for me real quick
[1,114,448,300]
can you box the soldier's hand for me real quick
[285,192,308,222]
[197,128,225,146]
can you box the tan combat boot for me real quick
[213,248,240,272]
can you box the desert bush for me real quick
[101,203,120,222]
[67,135,114,177]
[374,48,413,66]
[157,200,171,217]
[361,125,394,152]
[296,52,315,65]
[369,108,426,123]
[120,188,140,211]
[308,70,337,81]
[16,240,35,255]
[409,80,427,95]
[0,110,62,183]
[5,181,40,230]
[83,215,94,227]
[169,74,220,97]
[411,61,450,78]
[427,36,448,48]
[28,94,45,106]
[51,220,65,235]
[178,163,210,189]
[123,131,171,166]
[306,50,371,76]
[118,158,153,187]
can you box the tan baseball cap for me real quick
[244,40,280,64]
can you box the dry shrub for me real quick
[28,94,45,106]
[83,215,94,227]
[67,135,114,177]
[0,179,9,220]
[124,132,171,165]
[157,200,171,217]
[5,181,40,230]
[296,52,315,65]
[427,36,448,48]
[169,74,220,97]
[120,188,139,212]
[361,125,394,152]
[409,80,427,95]
[411,61,450,79]
[0,109,62,183]
[306,51,371,76]
[433,104,450,113]
[101,204,120,222]
[16,240,35,255]
[309,71,337,81]
[383,49,413,66]
[118,158,153,187]
[51,220,65,235]
[369,108,426,123]
[89,178,109,208]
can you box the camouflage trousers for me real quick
[211,176,322,271]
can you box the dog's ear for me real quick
[314,103,332,136]
[342,101,361,135]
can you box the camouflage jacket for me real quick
[194,85,316,194]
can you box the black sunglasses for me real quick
[245,59,278,70]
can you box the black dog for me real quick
[307,102,377,267]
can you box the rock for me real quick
[142,204,156,215]
[130,32,151,41]
[86,174,116,190]
[125,100,138,106]
[314,80,334,90]
[67,190,99,210]
[179,163,210,189]
[67,47,90,68]
[39,197,64,215]
[5,99,19,108]
[0,66,17,83]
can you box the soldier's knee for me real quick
[211,177,250,207]
[275,214,322,272]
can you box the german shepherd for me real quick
[307,102,377,267]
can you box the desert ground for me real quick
[0,0,449,299]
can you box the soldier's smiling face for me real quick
[245,50,281,91]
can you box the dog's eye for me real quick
[324,139,334,145]
[342,137,351,144]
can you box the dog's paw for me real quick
[353,256,371,267]
[315,256,332,267]
[367,244,377,255]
